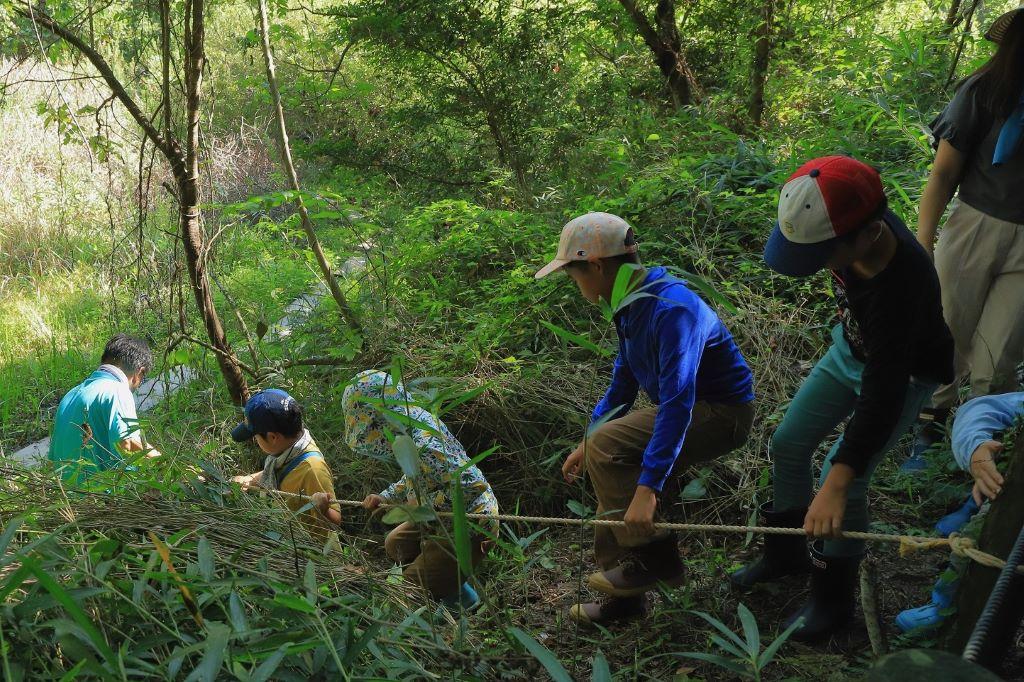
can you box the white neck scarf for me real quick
[259,429,313,490]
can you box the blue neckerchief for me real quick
[993,88,1024,166]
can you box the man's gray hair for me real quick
[101,334,153,376]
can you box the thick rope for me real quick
[260,487,1024,574]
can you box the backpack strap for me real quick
[277,449,323,488]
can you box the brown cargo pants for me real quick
[384,522,486,599]
[583,401,755,570]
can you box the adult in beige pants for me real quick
[910,7,1024,469]
[932,203,1024,407]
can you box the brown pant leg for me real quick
[585,401,754,569]
[384,522,423,563]
[584,407,657,569]
[402,530,486,599]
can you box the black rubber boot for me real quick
[729,501,810,590]
[784,541,864,642]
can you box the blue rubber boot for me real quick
[439,582,480,613]
[935,495,980,538]
[895,577,958,633]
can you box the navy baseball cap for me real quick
[231,389,300,442]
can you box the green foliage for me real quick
[3,0,1021,677]
[679,604,804,681]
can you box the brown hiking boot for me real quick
[587,534,685,597]
[569,594,650,626]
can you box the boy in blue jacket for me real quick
[535,212,756,625]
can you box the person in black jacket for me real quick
[729,156,954,641]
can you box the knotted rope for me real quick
[263,488,1024,574]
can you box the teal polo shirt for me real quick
[49,368,139,479]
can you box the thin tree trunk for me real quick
[945,0,981,87]
[19,1,250,405]
[945,0,963,29]
[255,0,361,333]
[182,0,249,404]
[748,0,775,126]
[618,0,700,107]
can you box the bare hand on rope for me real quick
[624,485,658,536]
[231,472,261,490]
[804,464,854,539]
[561,443,584,484]
[970,441,1004,504]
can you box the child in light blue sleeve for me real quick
[896,392,1024,632]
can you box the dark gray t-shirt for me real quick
[930,75,1024,224]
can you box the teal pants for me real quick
[773,325,937,557]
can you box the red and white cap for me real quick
[764,155,886,277]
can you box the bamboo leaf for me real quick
[0,517,23,558]
[149,532,204,627]
[757,616,804,669]
[709,633,748,660]
[273,592,317,614]
[228,592,249,634]
[591,650,612,682]
[250,644,290,682]
[609,262,642,312]
[539,320,612,357]
[381,504,436,525]
[737,603,761,657]
[665,267,738,314]
[451,479,473,578]
[197,536,214,581]
[392,434,421,480]
[508,627,572,682]
[303,560,317,606]
[688,610,747,651]
[184,622,230,682]
[57,659,87,682]
[342,622,382,666]
[437,384,490,418]
[457,445,499,473]
[20,556,116,664]
[675,651,751,677]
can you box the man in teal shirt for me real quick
[49,334,160,479]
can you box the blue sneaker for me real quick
[899,452,929,473]
[895,578,958,633]
[900,408,949,474]
[440,582,480,613]
[935,495,980,538]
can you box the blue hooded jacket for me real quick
[591,266,754,490]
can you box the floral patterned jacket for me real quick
[342,370,499,531]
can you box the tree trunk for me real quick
[255,0,362,333]
[942,436,1024,667]
[182,0,248,405]
[748,0,775,126]
[618,0,700,107]
[944,0,963,29]
[20,1,250,405]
